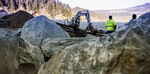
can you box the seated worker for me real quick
[85,23,98,35]
[105,15,117,34]
[85,23,94,32]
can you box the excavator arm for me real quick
[72,10,91,27]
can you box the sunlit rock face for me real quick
[38,12,150,74]
[0,29,19,74]
[41,38,89,58]
[21,15,70,46]
[0,29,44,74]
[17,38,44,74]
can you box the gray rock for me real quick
[21,15,70,46]
[17,38,44,74]
[38,12,150,74]
[0,12,9,19]
[41,37,96,57]
[85,34,97,38]
[0,28,9,37]
[0,33,19,74]
[0,31,44,74]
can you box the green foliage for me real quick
[61,4,72,19]
[19,0,23,8]
[11,0,16,10]
[32,0,39,11]
[8,0,16,10]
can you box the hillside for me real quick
[0,0,72,19]
[95,3,150,22]
[1,0,149,22]
[0,0,102,22]
[72,7,106,22]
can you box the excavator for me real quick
[56,10,106,37]
[71,10,92,28]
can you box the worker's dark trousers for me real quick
[107,31,114,34]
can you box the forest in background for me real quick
[0,0,104,22]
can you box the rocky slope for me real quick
[95,3,150,22]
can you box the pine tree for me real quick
[28,1,32,10]
[19,0,24,10]
[47,1,53,14]
[23,2,27,10]
[7,0,11,9]
[7,0,16,10]
[13,0,18,9]
[0,0,3,7]
[24,0,29,10]
[11,0,15,10]
[61,4,72,19]
[32,0,40,11]
[44,0,48,4]
[39,0,45,9]
[1,0,6,6]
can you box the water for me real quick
[80,22,126,31]
[53,20,126,31]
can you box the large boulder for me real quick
[41,38,90,58]
[0,29,44,74]
[2,10,34,28]
[0,30,19,74]
[21,15,70,46]
[38,12,150,74]
[17,38,44,74]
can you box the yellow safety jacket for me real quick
[105,19,116,31]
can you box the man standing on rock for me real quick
[129,14,137,22]
[105,15,117,34]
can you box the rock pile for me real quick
[38,12,150,74]
[0,11,150,74]
[2,10,33,28]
